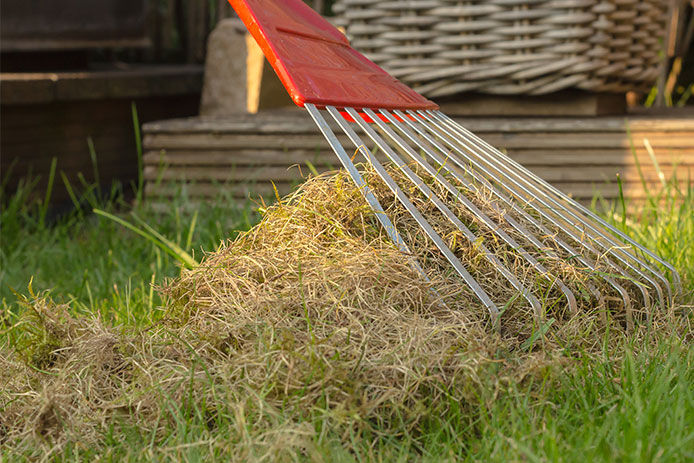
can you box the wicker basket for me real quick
[332,0,667,97]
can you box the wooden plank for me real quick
[142,114,319,134]
[438,91,626,117]
[551,183,669,200]
[142,111,694,134]
[142,132,694,152]
[143,133,340,150]
[143,195,654,214]
[144,165,315,182]
[11,156,138,179]
[143,147,694,169]
[506,149,694,166]
[148,200,260,215]
[145,181,297,198]
[145,163,690,184]
[3,133,138,162]
[470,134,694,150]
[512,168,683,183]
[1,0,147,52]
[143,149,341,166]
[141,128,694,143]
[143,179,667,202]
[140,111,694,208]
[1,65,203,105]
[2,100,145,129]
[470,119,694,133]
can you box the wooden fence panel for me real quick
[146,0,327,63]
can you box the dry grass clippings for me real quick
[1,166,687,455]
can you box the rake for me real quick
[228,0,680,323]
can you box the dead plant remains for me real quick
[0,166,687,457]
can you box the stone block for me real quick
[200,19,292,116]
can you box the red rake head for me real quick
[229,0,438,112]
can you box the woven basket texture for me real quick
[332,0,667,97]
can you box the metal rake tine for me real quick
[306,104,453,306]
[361,108,577,314]
[415,110,668,309]
[411,109,658,310]
[429,110,679,300]
[392,110,650,311]
[419,109,661,309]
[427,110,670,308]
[304,103,427,280]
[391,110,574,258]
[340,107,546,317]
[435,111,682,293]
[430,118,664,312]
[324,106,502,320]
[388,109,635,313]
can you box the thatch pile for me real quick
[0,166,679,455]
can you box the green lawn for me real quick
[1,169,692,462]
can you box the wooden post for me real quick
[656,0,681,107]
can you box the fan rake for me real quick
[229,0,680,324]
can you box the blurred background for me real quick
[1,0,692,211]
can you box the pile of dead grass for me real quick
[0,166,686,455]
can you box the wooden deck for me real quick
[142,108,694,208]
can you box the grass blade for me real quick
[132,102,144,204]
[38,157,57,228]
[130,212,198,269]
[87,136,100,192]
[93,209,198,269]
[643,138,666,189]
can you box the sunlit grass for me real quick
[1,179,257,328]
[1,154,692,461]
[597,142,694,299]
